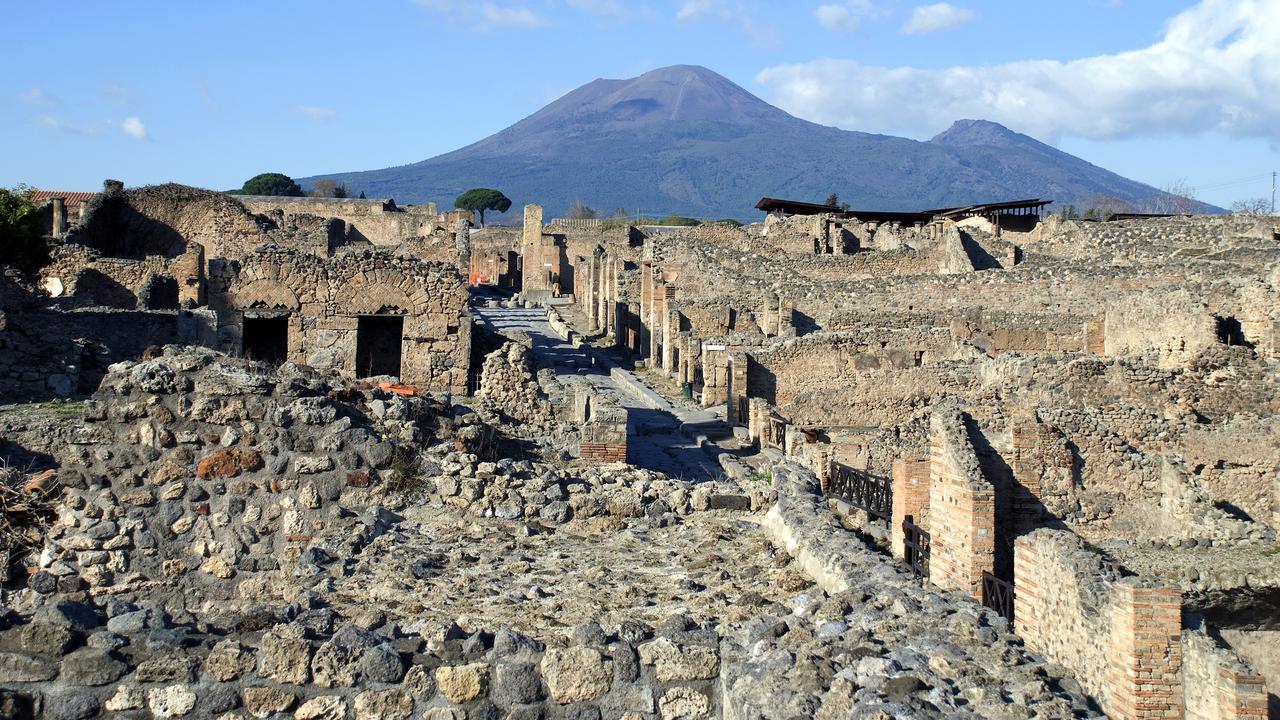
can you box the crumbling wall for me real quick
[209,247,470,392]
[0,271,195,401]
[40,243,205,309]
[477,343,553,427]
[72,183,277,261]
[236,195,446,247]
[743,329,960,405]
[1182,620,1271,720]
[1016,529,1190,719]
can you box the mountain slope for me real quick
[302,65,1209,219]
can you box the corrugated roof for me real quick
[27,190,97,208]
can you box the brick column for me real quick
[891,458,931,560]
[1210,666,1269,719]
[1012,535,1041,643]
[927,412,995,599]
[1107,579,1183,720]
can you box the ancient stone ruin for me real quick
[1,185,1277,719]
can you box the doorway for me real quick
[355,315,404,378]
[243,315,289,365]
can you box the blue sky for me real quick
[4,0,1278,209]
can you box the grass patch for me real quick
[40,400,84,417]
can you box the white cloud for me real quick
[675,0,779,47]
[120,116,148,140]
[18,88,58,107]
[38,115,100,136]
[294,105,337,121]
[479,3,548,28]
[902,3,973,34]
[412,0,548,30]
[566,0,630,20]
[755,0,1280,143]
[814,1,882,34]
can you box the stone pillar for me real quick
[581,402,628,463]
[520,204,545,293]
[891,458,931,560]
[661,304,679,375]
[1106,579,1183,720]
[727,351,748,426]
[778,299,796,338]
[583,253,598,330]
[51,197,67,239]
[1272,472,1279,532]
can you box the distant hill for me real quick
[300,65,1216,220]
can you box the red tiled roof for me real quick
[27,190,97,208]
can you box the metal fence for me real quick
[827,463,892,520]
[902,517,930,578]
[981,570,1015,623]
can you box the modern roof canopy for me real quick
[757,196,1052,225]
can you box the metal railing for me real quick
[827,463,892,521]
[981,570,1015,623]
[902,517,930,578]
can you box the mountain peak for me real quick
[930,119,1040,148]
[528,64,793,127]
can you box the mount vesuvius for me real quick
[301,65,1199,219]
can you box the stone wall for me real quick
[477,343,553,427]
[71,183,281,261]
[1105,290,1220,367]
[742,329,960,406]
[1010,529,1271,720]
[1182,620,1271,720]
[236,195,448,247]
[40,243,206,310]
[0,271,204,401]
[209,247,470,392]
[576,389,628,464]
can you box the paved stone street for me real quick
[472,301,739,482]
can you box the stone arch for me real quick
[347,282,415,315]
[231,279,300,311]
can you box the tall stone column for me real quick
[520,204,545,293]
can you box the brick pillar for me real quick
[1107,579,1183,720]
[927,413,995,599]
[1012,535,1041,643]
[891,458,931,560]
[1211,667,1269,719]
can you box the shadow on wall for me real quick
[74,194,189,259]
[74,269,137,309]
[964,415,1071,583]
[793,309,820,336]
[746,355,777,405]
[959,231,1004,271]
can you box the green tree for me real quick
[237,173,304,197]
[0,186,51,277]
[823,193,850,211]
[566,198,598,220]
[454,188,512,227]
